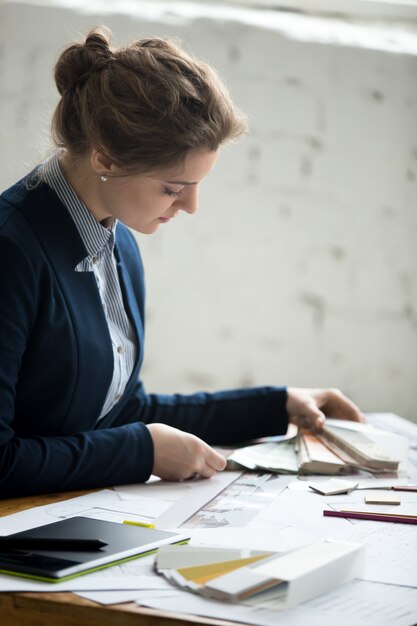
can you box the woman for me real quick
[0,28,363,498]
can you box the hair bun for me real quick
[54,26,113,95]
[84,26,112,54]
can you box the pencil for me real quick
[323,510,417,525]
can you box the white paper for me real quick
[287,479,313,492]
[75,590,141,604]
[357,477,417,489]
[186,524,314,553]
[334,522,417,588]
[365,413,417,450]
[115,478,194,502]
[140,579,417,626]
[0,551,176,593]
[154,471,245,529]
[329,500,417,520]
[0,489,164,537]
[253,487,352,537]
[75,589,179,605]
[179,472,290,530]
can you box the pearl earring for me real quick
[100,175,108,182]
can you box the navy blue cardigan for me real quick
[0,175,288,497]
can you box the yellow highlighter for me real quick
[123,519,155,529]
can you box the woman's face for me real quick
[95,148,218,234]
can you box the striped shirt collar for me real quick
[42,152,115,260]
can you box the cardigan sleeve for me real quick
[0,236,154,498]
[110,379,289,445]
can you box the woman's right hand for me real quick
[146,423,227,481]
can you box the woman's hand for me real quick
[146,423,227,481]
[286,387,365,431]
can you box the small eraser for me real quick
[365,493,401,505]
[309,479,358,496]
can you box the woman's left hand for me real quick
[286,387,365,431]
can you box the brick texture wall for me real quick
[1,0,416,421]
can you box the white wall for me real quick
[1,0,416,421]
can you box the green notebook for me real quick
[0,516,189,583]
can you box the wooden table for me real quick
[0,491,238,626]
[2,414,415,626]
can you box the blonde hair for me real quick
[52,27,247,173]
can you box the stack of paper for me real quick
[228,440,299,474]
[155,545,273,590]
[228,421,402,475]
[319,423,399,471]
[297,428,347,474]
[155,541,364,609]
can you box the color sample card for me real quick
[365,493,401,505]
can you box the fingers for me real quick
[287,388,326,430]
[205,447,227,472]
[147,424,226,481]
[287,387,365,431]
[299,402,326,430]
[187,443,227,480]
[319,388,365,423]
